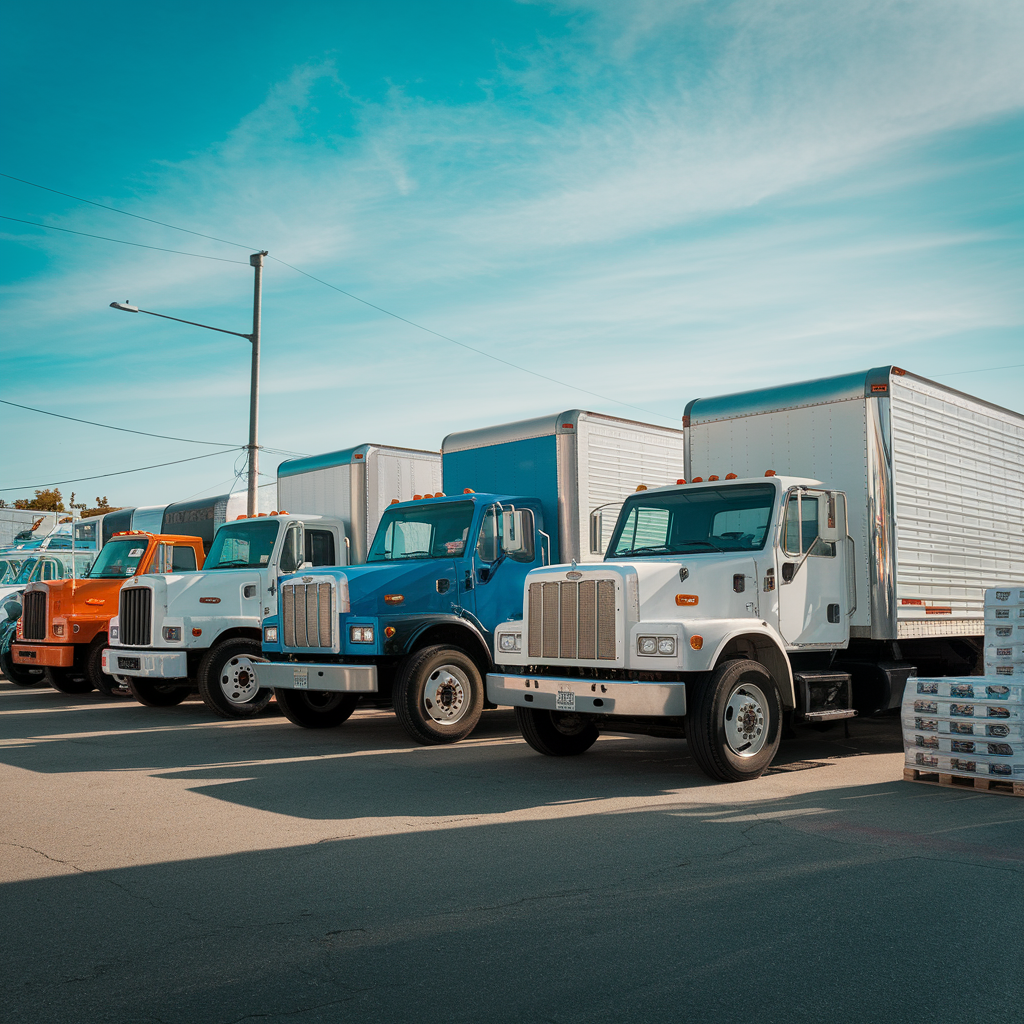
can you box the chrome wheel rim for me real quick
[221,657,261,704]
[724,682,768,757]
[423,664,470,725]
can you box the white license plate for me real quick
[556,688,575,711]
[293,666,308,689]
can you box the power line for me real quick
[0,398,240,447]
[0,215,250,264]
[0,448,244,493]
[0,172,257,251]
[932,362,1024,378]
[1,171,676,423]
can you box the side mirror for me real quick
[589,511,604,555]
[818,493,841,544]
[501,509,535,562]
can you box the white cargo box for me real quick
[907,697,1024,721]
[986,663,1024,679]
[986,587,1024,606]
[902,716,1024,739]
[911,678,1024,701]
[902,731,1020,757]
[985,644,1024,664]
[905,749,1024,778]
[986,623,1024,643]
[985,606,1024,624]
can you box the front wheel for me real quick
[88,638,130,697]
[687,660,782,783]
[44,664,95,695]
[1,631,46,687]
[197,639,273,719]
[128,678,192,707]
[392,645,484,745]
[275,688,359,728]
[514,706,599,756]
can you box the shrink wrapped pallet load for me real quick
[985,587,1024,676]
[902,674,1024,792]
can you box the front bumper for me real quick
[101,648,188,678]
[247,658,378,694]
[11,643,75,668]
[486,673,687,717]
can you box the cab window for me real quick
[171,546,197,572]
[781,494,834,557]
[305,529,335,567]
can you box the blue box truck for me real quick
[245,410,684,743]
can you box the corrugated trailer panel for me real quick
[891,374,1024,636]
[277,465,353,527]
[688,397,873,631]
[576,414,684,557]
[366,450,442,540]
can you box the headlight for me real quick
[162,626,181,642]
[658,637,676,655]
[350,626,374,643]
[109,625,119,641]
[638,635,677,657]
[52,623,65,636]
[499,633,522,652]
[639,636,658,655]
[263,625,278,644]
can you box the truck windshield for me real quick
[609,484,777,557]
[205,520,280,570]
[87,538,149,579]
[13,557,41,584]
[367,501,475,562]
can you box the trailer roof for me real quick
[277,444,439,479]
[684,366,1024,426]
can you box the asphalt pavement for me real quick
[2,679,1023,1024]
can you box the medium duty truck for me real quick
[101,445,441,717]
[487,367,1024,783]
[10,532,206,695]
[247,410,685,744]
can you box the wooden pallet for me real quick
[904,767,1024,797]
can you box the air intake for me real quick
[22,590,47,641]
[527,579,616,660]
[282,582,334,648]
[119,587,152,646]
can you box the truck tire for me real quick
[514,706,599,756]
[275,688,359,728]
[1,624,46,687]
[44,665,95,694]
[197,639,273,719]
[128,678,192,707]
[87,638,130,697]
[393,645,484,745]
[687,659,782,783]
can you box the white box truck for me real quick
[488,367,1024,782]
[102,445,440,718]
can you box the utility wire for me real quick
[0,215,250,264]
[1,171,676,423]
[932,362,1024,378]
[0,398,240,448]
[0,448,244,493]
[0,172,257,251]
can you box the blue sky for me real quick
[2,0,1022,508]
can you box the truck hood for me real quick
[24,578,118,624]
[125,568,264,619]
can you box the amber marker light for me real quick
[192,628,202,637]
[692,476,703,483]
[764,470,776,477]
[384,626,396,638]
[676,594,699,606]
[676,478,686,485]
[690,635,704,650]
[384,594,404,604]
[725,473,737,480]
[708,475,719,481]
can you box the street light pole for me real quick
[247,252,264,518]
[110,250,269,517]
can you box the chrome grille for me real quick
[527,579,616,661]
[119,587,152,646]
[22,590,47,641]
[282,582,334,648]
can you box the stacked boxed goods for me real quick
[903,587,1024,793]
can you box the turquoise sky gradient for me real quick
[2,0,1022,507]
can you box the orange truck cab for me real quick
[11,532,205,696]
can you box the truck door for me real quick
[460,504,540,633]
[777,490,848,647]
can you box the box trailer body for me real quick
[252,410,684,744]
[0,510,58,549]
[102,446,438,718]
[277,445,442,564]
[684,366,1024,641]
[488,369,1024,784]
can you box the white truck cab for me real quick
[103,512,346,716]
[489,474,855,782]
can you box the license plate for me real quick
[556,688,575,712]
[293,666,308,689]
[118,657,140,671]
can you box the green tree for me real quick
[13,488,65,512]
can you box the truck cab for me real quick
[10,532,205,696]
[102,512,346,716]
[488,475,855,782]
[251,492,545,743]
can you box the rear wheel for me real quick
[514,706,599,756]
[392,645,484,745]
[128,678,192,707]
[687,660,782,783]
[197,639,273,719]
[1,628,46,687]
[44,664,94,695]
[275,688,359,728]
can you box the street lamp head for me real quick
[109,301,139,312]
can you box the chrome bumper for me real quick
[486,673,687,717]
[101,648,188,678]
[247,658,378,693]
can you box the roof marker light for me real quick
[463,488,475,494]
[413,495,423,501]
[636,484,648,491]
[725,473,737,480]
[708,475,719,482]
[692,476,704,483]
[435,492,445,497]
[676,479,686,485]
[390,499,400,505]
[764,470,776,477]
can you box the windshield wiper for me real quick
[210,559,255,568]
[615,545,671,556]
[677,540,724,552]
